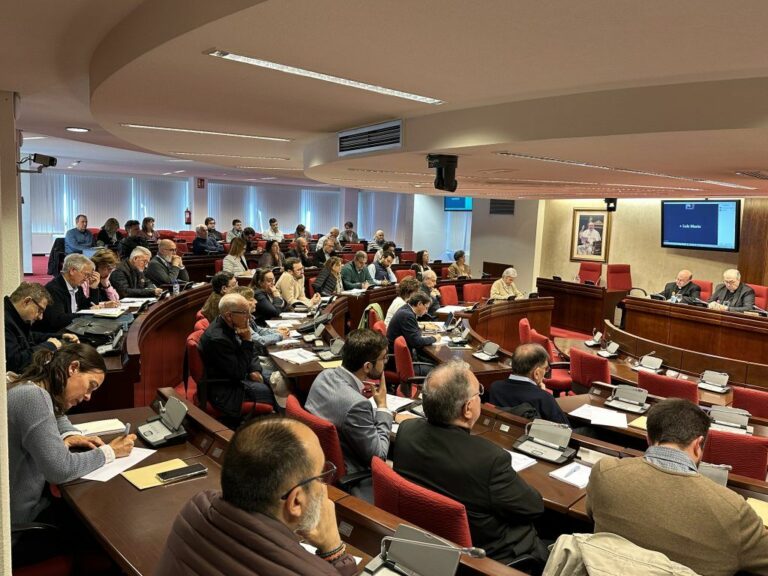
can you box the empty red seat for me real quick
[157,229,176,240]
[637,371,698,403]
[438,285,459,306]
[732,386,768,419]
[395,269,416,282]
[519,318,532,344]
[463,283,485,302]
[703,429,768,481]
[692,279,712,301]
[747,283,768,310]
[399,250,416,263]
[578,262,602,285]
[569,347,611,392]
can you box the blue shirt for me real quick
[64,228,93,254]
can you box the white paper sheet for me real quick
[270,348,318,365]
[506,450,537,472]
[588,406,628,429]
[280,312,309,319]
[81,447,155,482]
[369,394,414,412]
[265,320,297,328]
[274,339,301,347]
[568,404,595,419]
[75,418,126,436]
[435,305,467,314]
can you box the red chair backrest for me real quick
[399,251,416,263]
[195,310,206,321]
[366,253,375,264]
[703,429,768,480]
[529,329,558,362]
[194,318,209,332]
[733,386,768,419]
[87,227,100,240]
[394,336,415,383]
[439,285,459,306]
[284,234,295,240]
[692,279,712,301]
[606,264,632,290]
[372,320,387,337]
[214,258,223,273]
[463,283,485,302]
[157,229,176,240]
[346,243,364,252]
[637,371,699,403]
[440,267,450,279]
[176,230,196,242]
[286,395,347,477]
[569,347,611,387]
[368,308,381,328]
[185,330,205,398]
[578,262,602,285]
[341,253,355,262]
[747,283,768,310]
[175,242,189,254]
[395,269,416,282]
[518,318,532,344]
[371,457,473,547]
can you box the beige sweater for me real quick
[586,456,768,576]
[490,278,524,300]
[275,272,310,306]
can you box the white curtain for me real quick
[443,211,473,262]
[357,190,414,246]
[300,189,341,236]
[133,177,190,230]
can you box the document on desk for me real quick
[121,458,187,490]
[568,404,595,420]
[319,360,343,369]
[81,447,155,482]
[274,338,301,347]
[506,450,537,472]
[629,416,648,430]
[589,407,628,428]
[75,306,130,318]
[369,394,415,413]
[75,418,126,436]
[747,498,768,527]
[341,289,366,296]
[120,297,157,304]
[270,348,318,365]
[435,305,467,314]
[549,462,591,489]
[265,320,296,328]
[280,312,309,319]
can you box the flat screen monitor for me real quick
[444,196,473,211]
[661,200,740,252]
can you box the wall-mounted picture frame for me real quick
[570,209,611,262]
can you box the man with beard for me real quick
[156,418,356,575]
[145,239,190,286]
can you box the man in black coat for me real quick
[111,246,162,299]
[393,361,548,565]
[199,293,277,419]
[38,254,99,333]
[118,219,149,259]
[708,268,756,313]
[489,343,569,425]
[660,269,701,304]
[386,292,436,375]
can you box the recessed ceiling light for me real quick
[207,49,444,105]
[162,172,173,175]
[166,159,193,163]
[120,123,292,142]
[22,136,46,140]
[65,127,90,133]
[172,152,290,161]
[261,177,277,180]
[173,170,186,174]
[237,166,303,171]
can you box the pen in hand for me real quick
[123,423,131,437]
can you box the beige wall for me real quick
[539,199,740,293]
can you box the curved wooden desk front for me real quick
[462,297,554,353]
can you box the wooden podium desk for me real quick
[623,296,768,364]
[461,297,554,353]
[536,277,627,334]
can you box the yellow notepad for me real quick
[629,416,647,430]
[319,360,343,369]
[121,458,187,490]
[747,498,768,527]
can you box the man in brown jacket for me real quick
[156,417,357,575]
[586,398,768,576]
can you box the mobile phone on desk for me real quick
[156,463,208,484]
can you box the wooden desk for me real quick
[423,341,512,388]
[536,277,627,334]
[463,297,554,352]
[624,297,768,364]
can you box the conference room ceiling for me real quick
[6,0,768,197]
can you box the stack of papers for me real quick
[280,312,309,319]
[506,450,537,472]
[265,320,296,328]
[274,338,301,347]
[435,305,467,314]
[549,462,592,489]
[75,306,129,318]
[569,404,628,428]
[75,418,126,436]
[270,348,318,365]
[120,297,157,305]
[81,447,155,482]
[369,394,415,413]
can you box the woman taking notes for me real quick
[8,344,136,567]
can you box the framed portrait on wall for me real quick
[570,209,611,262]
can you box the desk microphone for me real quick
[378,536,486,560]
[753,305,768,316]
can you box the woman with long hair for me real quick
[223,237,249,275]
[96,217,122,249]
[139,216,160,242]
[249,268,285,325]
[258,240,285,271]
[82,248,120,305]
[410,250,432,281]
[312,256,343,296]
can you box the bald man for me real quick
[145,239,190,286]
[708,269,756,312]
[661,270,700,304]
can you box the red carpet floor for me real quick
[24,255,52,284]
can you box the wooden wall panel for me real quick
[739,198,768,285]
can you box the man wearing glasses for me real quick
[275,257,321,308]
[156,417,356,575]
[111,246,163,299]
[38,253,100,332]
[489,343,569,425]
[145,239,189,286]
[707,268,755,312]
[199,294,277,421]
[4,282,78,373]
[393,360,549,566]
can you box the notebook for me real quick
[549,462,591,489]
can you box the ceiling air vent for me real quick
[338,120,402,157]
[736,171,768,180]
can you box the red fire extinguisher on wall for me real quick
[184,207,191,226]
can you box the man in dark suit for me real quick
[38,253,99,332]
[393,361,548,565]
[111,246,163,298]
[315,237,336,266]
[288,237,314,268]
[660,269,701,304]
[118,219,149,259]
[145,239,190,286]
[419,269,441,317]
[489,343,569,425]
[708,268,756,313]
[199,293,277,420]
[386,292,436,374]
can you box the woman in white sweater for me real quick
[223,237,249,275]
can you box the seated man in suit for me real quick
[340,251,374,290]
[305,329,398,499]
[660,269,701,304]
[205,216,223,242]
[289,237,314,268]
[156,417,357,575]
[192,223,224,255]
[587,398,768,575]
[489,343,569,425]
[419,269,441,317]
[315,237,336,266]
[118,219,149,259]
[145,239,190,286]
[199,293,277,419]
[394,361,548,565]
[38,253,99,332]
[707,268,755,312]
[318,227,342,252]
[386,292,436,374]
[111,246,163,299]
[64,214,93,254]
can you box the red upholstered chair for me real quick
[518,318,532,344]
[371,457,472,547]
[256,240,267,251]
[175,241,188,254]
[529,329,572,395]
[733,387,768,419]
[87,227,100,241]
[371,321,400,391]
[606,264,647,295]
[569,347,611,394]
[692,279,712,301]
[175,230,196,243]
[341,253,354,262]
[703,429,768,481]
[220,232,227,243]
[157,229,176,240]
[195,310,206,321]
[312,234,321,240]
[440,267,450,279]
[367,308,381,328]
[214,258,224,273]
[366,253,375,264]
[399,251,416,264]
[394,336,431,397]
[284,233,295,240]
[11,554,73,576]
[577,262,602,286]
[439,285,459,306]
[193,318,209,332]
[346,243,364,252]
[637,371,699,403]
[395,269,416,282]
[306,275,318,297]
[747,283,768,310]
[463,283,485,302]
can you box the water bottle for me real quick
[172,279,180,296]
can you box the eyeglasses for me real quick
[29,298,46,316]
[280,461,337,500]
[467,383,485,402]
[229,310,250,316]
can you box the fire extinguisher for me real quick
[184,207,191,226]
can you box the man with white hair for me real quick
[192,223,224,255]
[371,229,386,250]
[156,418,356,575]
[708,268,755,312]
[490,267,524,300]
[578,221,601,255]
[39,253,100,332]
[419,269,441,317]
[111,246,163,298]
[318,227,342,252]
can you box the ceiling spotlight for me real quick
[65,127,90,133]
